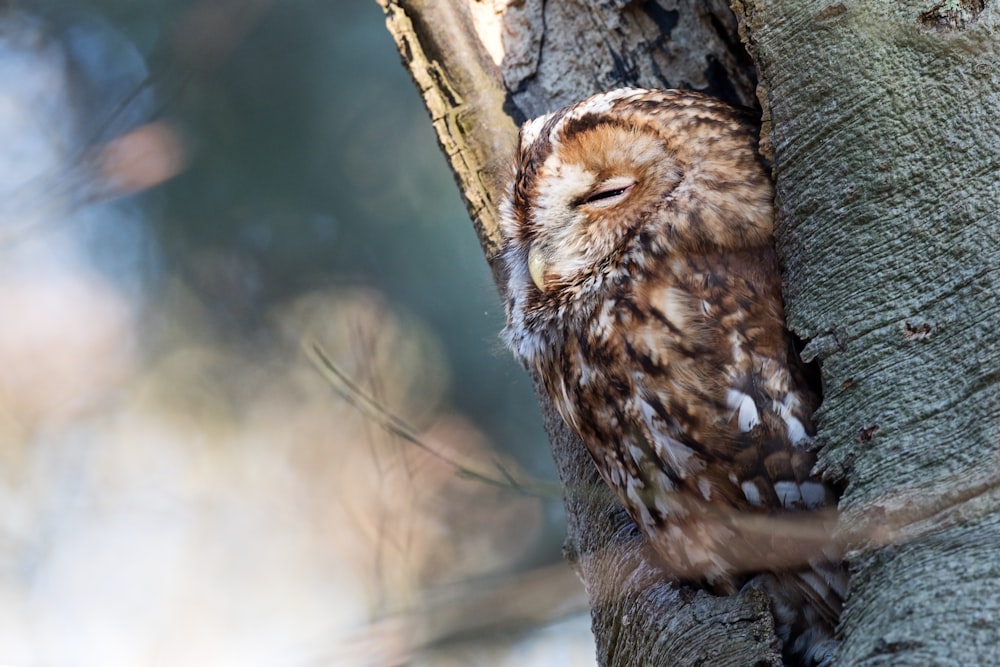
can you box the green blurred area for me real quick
[91,0,550,480]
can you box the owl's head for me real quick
[500,88,774,360]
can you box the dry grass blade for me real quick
[305,339,559,499]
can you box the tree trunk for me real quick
[738,2,1000,665]
[376,0,1000,664]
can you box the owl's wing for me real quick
[595,250,835,582]
[624,397,838,584]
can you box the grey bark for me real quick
[377,0,1000,665]
[737,2,1000,665]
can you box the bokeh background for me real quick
[0,1,594,664]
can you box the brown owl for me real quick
[499,88,847,666]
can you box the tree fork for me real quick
[376,1,782,664]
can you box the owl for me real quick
[499,88,847,666]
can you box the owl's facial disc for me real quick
[526,173,638,292]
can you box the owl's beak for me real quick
[527,245,547,291]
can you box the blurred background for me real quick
[0,1,594,665]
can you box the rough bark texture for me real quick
[734,2,1000,665]
[376,1,787,665]
[378,0,518,271]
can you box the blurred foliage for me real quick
[18,0,558,471]
[0,1,591,665]
[61,0,552,477]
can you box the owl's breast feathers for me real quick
[536,245,833,583]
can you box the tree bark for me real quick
[377,0,1000,665]
[737,2,1000,664]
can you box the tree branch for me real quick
[376,1,787,664]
